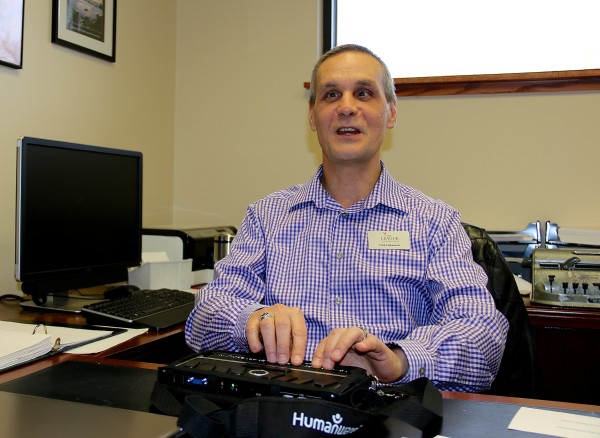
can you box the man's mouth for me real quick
[337,127,360,135]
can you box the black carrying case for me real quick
[151,351,443,437]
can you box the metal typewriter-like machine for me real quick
[490,221,600,309]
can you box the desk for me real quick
[1,299,599,437]
[525,297,600,405]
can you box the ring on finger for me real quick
[359,326,368,342]
[259,312,274,321]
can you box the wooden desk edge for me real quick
[442,391,600,413]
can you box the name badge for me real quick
[368,231,410,250]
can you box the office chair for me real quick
[462,223,541,399]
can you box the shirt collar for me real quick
[289,162,408,214]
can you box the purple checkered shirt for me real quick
[185,163,508,392]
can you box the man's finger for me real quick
[259,312,278,362]
[246,310,266,353]
[288,309,307,365]
[327,327,366,361]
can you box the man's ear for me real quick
[308,105,317,132]
[387,101,398,129]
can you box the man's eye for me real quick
[357,90,372,98]
[323,91,339,99]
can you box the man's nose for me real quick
[337,94,357,117]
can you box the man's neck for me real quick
[321,160,382,209]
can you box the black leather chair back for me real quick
[462,223,541,398]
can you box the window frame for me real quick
[322,0,600,96]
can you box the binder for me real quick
[0,321,126,372]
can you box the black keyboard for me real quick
[81,288,195,330]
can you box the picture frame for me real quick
[52,0,116,62]
[0,0,25,69]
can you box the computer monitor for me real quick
[15,136,143,312]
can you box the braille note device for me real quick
[155,350,374,406]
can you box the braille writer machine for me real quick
[531,248,600,308]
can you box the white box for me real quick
[128,259,193,290]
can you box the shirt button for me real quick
[418,367,425,376]
[336,252,343,259]
[334,297,342,305]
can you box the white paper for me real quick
[558,228,600,246]
[0,322,149,369]
[513,275,532,296]
[0,321,113,348]
[0,331,53,371]
[66,327,148,354]
[509,407,600,437]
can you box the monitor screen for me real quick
[15,137,143,307]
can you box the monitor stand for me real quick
[20,295,106,314]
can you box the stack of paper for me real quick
[0,331,54,371]
[0,321,114,371]
[558,227,600,246]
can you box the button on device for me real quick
[181,358,204,368]
[197,363,216,372]
[293,377,314,385]
[230,366,246,375]
[275,375,298,382]
[266,372,286,380]
[313,377,339,388]
[248,369,269,377]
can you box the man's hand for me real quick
[311,327,409,383]
[245,304,307,366]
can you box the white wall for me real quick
[391,91,600,230]
[0,1,177,293]
[173,1,323,229]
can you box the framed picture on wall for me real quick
[52,0,116,62]
[0,0,25,69]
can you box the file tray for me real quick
[532,248,600,308]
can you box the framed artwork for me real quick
[52,0,116,62]
[0,0,25,69]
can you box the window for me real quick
[324,0,600,96]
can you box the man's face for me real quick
[308,51,397,167]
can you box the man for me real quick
[185,44,509,392]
